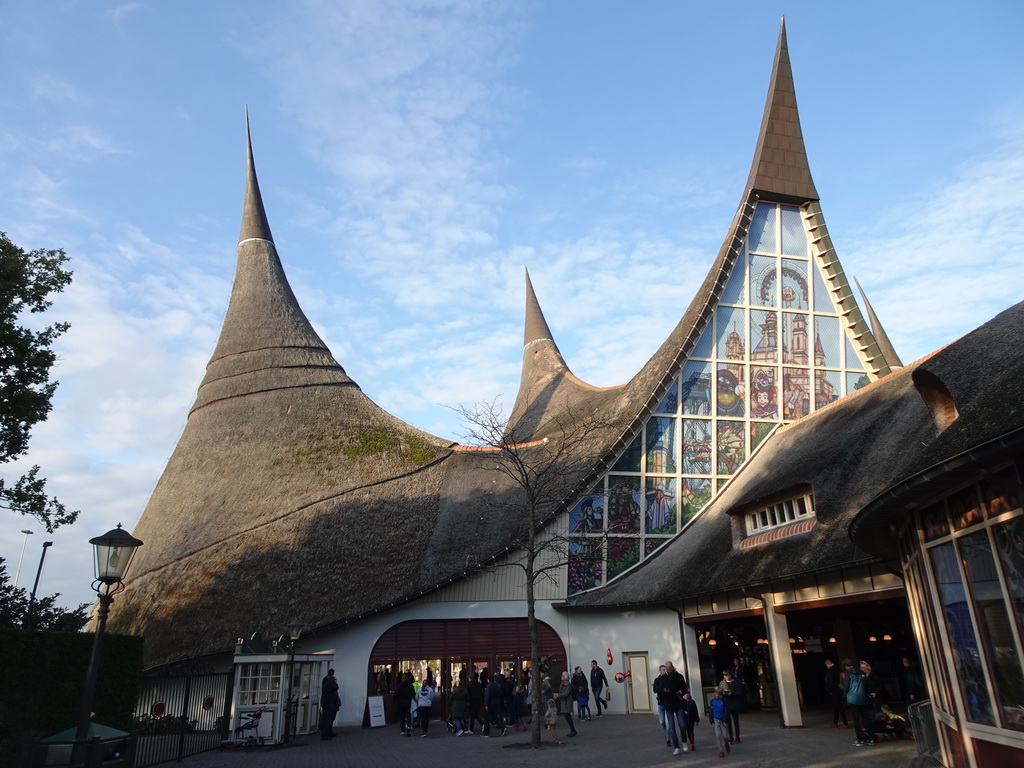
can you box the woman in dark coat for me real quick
[448,676,469,735]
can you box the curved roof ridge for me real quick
[744,17,819,204]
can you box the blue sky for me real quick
[1,0,1022,611]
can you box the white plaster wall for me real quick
[303,600,682,726]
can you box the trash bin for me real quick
[34,723,135,768]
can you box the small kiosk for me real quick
[227,633,334,745]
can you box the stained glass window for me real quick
[566,201,880,593]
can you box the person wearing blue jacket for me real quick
[710,689,730,758]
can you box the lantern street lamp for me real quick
[282,619,304,744]
[72,524,143,764]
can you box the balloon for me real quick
[606,648,613,665]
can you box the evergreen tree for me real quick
[0,557,88,631]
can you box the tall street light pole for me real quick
[14,529,33,587]
[282,620,304,744]
[72,524,143,767]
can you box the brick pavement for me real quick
[182,708,917,768]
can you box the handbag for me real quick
[602,686,611,702]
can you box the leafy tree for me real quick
[0,232,77,531]
[457,397,607,748]
[0,557,88,631]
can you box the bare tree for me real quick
[456,397,609,748]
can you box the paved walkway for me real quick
[184,707,920,767]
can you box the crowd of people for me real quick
[321,653,922,754]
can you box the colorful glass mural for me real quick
[565,201,880,594]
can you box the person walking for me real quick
[397,672,415,736]
[710,689,731,758]
[653,664,671,744]
[719,669,744,743]
[683,692,699,751]
[656,661,689,755]
[448,674,469,735]
[824,658,848,728]
[558,671,578,737]
[545,696,560,743]
[591,659,610,717]
[415,679,436,736]
[572,665,591,720]
[466,671,483,734]
[483,673,506,737]
[319,668,340,740]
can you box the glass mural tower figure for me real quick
[566,19,902,592]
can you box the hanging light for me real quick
[89,524,144,585]
[868,635,877,642]
[883,634,892,642]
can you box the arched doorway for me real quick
[368,617,567,724]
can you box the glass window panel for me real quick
[750,367,780,419]
[681,361,713,416]
[950,486,984,531]
[569,487,604,534]
[612,433,642,472]
[607,476,641,534]
[750,254,778,308]
[780,205,807,257]
[716,421,746,476]
[812,260,832,313]
[655,377,679,414]
[680,478,712,525]
[783,367,811,420]
[992,516,1024,682]
[748,202,777,254]
[692,323,714,358]
[644,537,668,557]
[716,306,746,360]
[982,466,1023,516]
[845,333,861,372]
[921,502,950,542]
[645,477,677,535]
[681,418,712,475]
[781,259,810,310]
[814,315,841,368]
[847,371,871,396]
[646,417,677,474]
[750,310,779,364]
[750,422,775,452]
[716,364,746,418]
[720,257,747,304]
[607,537,641,579]
[781,312,810,365]
[959,531,1024,731]
[568,539,603,594]
[929,543,996,725]
[814,370,841,410]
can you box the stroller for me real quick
[872,705,910,741]
[220,707,267,751]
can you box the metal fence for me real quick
[906,699,942,765]
[133,664,232,767]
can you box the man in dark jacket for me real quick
[483,674,506,737]
[466,671,483,734]
[320,668,340,740]
[654,661,689,755]
[396,672,415,736]
[590,659,610,717]
[824,658,848,728]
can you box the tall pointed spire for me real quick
[524,267,556,346]
[745,17,819,203]
[854,277,903,369]
[240,106,274,244]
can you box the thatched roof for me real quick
[567,299,1024,609]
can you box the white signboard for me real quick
[367,695,387,728]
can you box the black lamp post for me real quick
[282,620,304,744]
[72,524,143,764]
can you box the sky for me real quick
[1,0,1022,613]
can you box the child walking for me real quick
[545,696,560,743]
[683,692,700,751]
[711,689,731,758]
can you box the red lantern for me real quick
[614,672,625,683]
[606,648,613,665]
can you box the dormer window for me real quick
[747,492,816,535]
